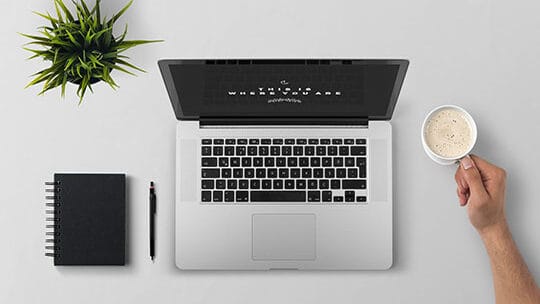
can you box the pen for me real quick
[149,181,156,261]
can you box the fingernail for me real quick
[461,155,473,170]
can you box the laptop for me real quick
[158,59,409,270]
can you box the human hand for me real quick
[454,155,507,234]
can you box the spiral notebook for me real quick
[45,173,126,266]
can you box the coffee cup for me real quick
[421,105,477,165]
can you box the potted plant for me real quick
[21,0,161,103]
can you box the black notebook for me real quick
[45,173,126,265]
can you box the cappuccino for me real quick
[424,108,473,158]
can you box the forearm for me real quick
[480,222,540,304]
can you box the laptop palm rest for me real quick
[252,214,316,261]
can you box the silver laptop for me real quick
[158,59,409,270]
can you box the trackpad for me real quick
[252,214,316,261]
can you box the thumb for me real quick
[460,155,487,197]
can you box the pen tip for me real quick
[150,181,154,187]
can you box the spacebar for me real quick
[250,191,306,202]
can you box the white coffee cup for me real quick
[421,105,477,165]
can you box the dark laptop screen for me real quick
[159,60,408,120]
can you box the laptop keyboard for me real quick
[200,138,367,204]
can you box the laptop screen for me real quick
[159,59,408,120]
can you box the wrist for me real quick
[478,220,510,242]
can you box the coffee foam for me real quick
[424,108,472,158]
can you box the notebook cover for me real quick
[53,173,126,265]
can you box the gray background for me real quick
[1,0,539,303]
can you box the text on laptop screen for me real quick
[164,60,408,119]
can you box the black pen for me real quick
[149,181,156,261]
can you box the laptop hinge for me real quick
[199,117,368,126]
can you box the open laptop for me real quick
[158,59,409,270]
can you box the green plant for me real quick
[21,0,161,103]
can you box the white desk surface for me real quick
[1,1,539,303]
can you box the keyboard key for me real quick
[299,157,309,167]
[213,146,223,156]
[356,139,366,145]
[262,180,272,189]
[337,168,346,178]
[331,179,340,189]
[256,169,266,178]
[279,168,289,178]
[270,146,280,155]
[238,139,248,145]
[345,191,355,202]
[251,191,306,202]
[308,139,319,145]
[322,191,332,202]
[314,168,323,178]
[333,196,344,202]
[342,180,366,189]
[356,157,366,166]
[272,139,283,145]
[259,146,269,156]
[296,139,307,145]
[316,146,326,155]
[213,191,223,202]
[236,146,246,156]
[265,157,275,167]
[293,146,303,155]
[202,157,217,167]
[253,157,263,167]
[201,191,211,202]
[325,168,335,178]
[219,157,229,167]
[242,157,251,167]
[261,139,271,145]
[250,180,260,189]
[249,139,259,145]
[248,147,257,155]
[332,139,342,145]
[268,169,278,178]
[225,191,235,202]
[291,169,301,178]
[339,146,349,156]
[322,157,332,167]
[302,168,312,178]
[233,168,243,178]
[285,179,295,189]
[308,179,318,189]
[221,169,231,178]
[320,139,330,144]
[227,180,237,189]
[305,146,315,155]
[319,179,329,189]
[310,157,321,167]
[239,179,249,189]
[282,146,292,155]
[273,179,283,189]
[328,146,337,155]
[348,168,358,178]
[296,179,306,189]
[213,139,224,145]
[287,157,298,167]
[202,139,212,145]
[276,157,286,167]
[202,169,219,178]
[308,191,320,202]
[285,139,295,144]
[345,157,355,166]
[351,146,366,156]
[356,196,367,202]
[333,157,344,167]
[225,139,236,145]
[344,139,354,145]
[202,146,212,155]
[216,179,226,189]
[245,168,255,178]
[236,191,249,202]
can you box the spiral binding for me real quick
[45,181,60,259]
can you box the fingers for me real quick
[457,187,468,206]
[454,166,470,206]
[459,155,489,198]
